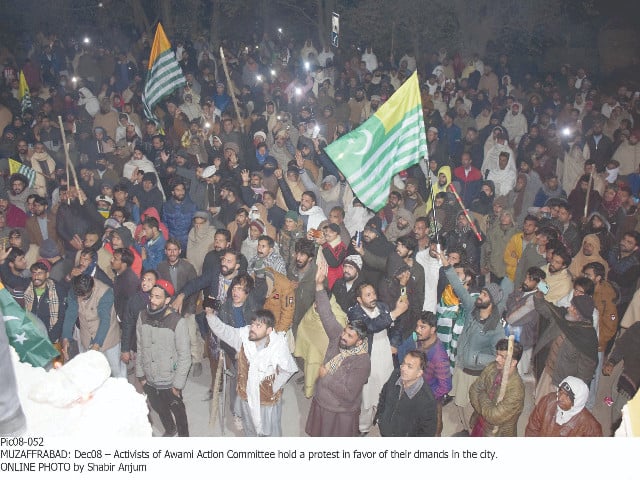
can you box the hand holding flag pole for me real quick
[448,183,482,242]
[426,168,440,246]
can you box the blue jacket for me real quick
[444,266,504,372]
[347,302,402,353]
[162,195,197,250]
[140,234,166,271]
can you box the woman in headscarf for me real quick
[569,234,609,279]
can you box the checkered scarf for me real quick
[324,337,368,375]
[24,279,60,331]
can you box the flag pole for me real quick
[448,183,482,242]
[219,47,245,133]
[58,116,83,205]
[426,166,440,246]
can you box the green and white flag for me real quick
[1,282,58,368]
[325,71,427,212]
[143,23,186,121]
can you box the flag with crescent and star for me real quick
[324,71,427,212]
[0,282,58,368]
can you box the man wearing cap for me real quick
[526,376,602,436]
[533,292,598,403]
[439,250,505,433]
[61,274,124,377]
[330,254,364,313]
[136,278,191,437]
[38,239,67,283]
[95,194,113,219]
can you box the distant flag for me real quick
[0,282,59,368]
[324,71,427,212]
[18,70,31,114]
[9,158,36,187]
[142,23,186,121]
[331,12,340,48]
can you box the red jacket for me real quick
[321,241,347,290]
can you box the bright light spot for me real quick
[295,88,302,96]
[304,62,310,71]
[83,37,90,44]
[72,77,78,83]
[204,122,211,129]
[256,75,263,82]
[278,28,283,33]
[270,69,276,76]
[562,127,571,137]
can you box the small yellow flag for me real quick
[18,71,29,100]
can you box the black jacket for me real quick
[376,370,437,437]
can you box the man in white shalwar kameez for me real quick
[206,309,297,436]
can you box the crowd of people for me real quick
[1,25,640,438]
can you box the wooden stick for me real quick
[219,47,245,133]
[57,116,83,205]
[448,183,482,241]
[584,172,593,219]
[209,350,224,428]
[492,334,514,434]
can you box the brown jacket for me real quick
[525,392,602,437]
[262,267,295,332]
[25,212,60,249]
[594,281,619,352]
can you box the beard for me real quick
[475,298,491,309]
[343,271,356,282]
[521,282,535,292]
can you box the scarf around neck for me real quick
[325,337,368,375]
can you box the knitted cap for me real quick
[343,254,362,271]
[482,283,503,306]
[250,220,265,234]
[285,210,299,222]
